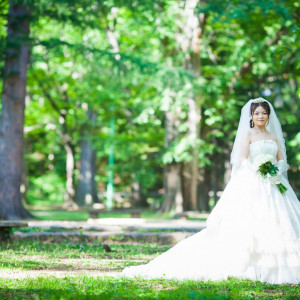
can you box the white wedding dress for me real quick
[121,139,300,284]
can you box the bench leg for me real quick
[89,212,99,219]
[0,228,12,241]
[130,212,141,218]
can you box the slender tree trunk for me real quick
[75,110,99,206]
[39,84,78,209]
[130,180,141,206]
[0,1,31,219]
[198,166,210,211]
[161,109,183,213]
[130,177,147,207]
[182,96,200,210]
[162,163,183,213]
[181,0,203,211]
[212,156,219,206]
[74,139,98,206]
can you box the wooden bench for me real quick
[0,221,28,241]
[89,209,142,219]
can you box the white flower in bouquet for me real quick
[267,173,281,185]
[252,154,274,173]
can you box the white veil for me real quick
[230,97,287,178]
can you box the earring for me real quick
[250,119,254,128]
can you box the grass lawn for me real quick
[29,209,175,221]
[2,276,299,299]
[0,240,299,299]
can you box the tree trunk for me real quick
[161,163,183,213]
[39,82,78,209]
[181,0,203,211]
[75,110,99,206]
[198,166,210,212]
[161,110,183,213]
[130,180,142,207]
[212,156,219,206]
[130,175,147,208]
[182,96,200,210]
[0,1,31,219]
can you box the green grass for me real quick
[29,209,175,221]
[0,275,299,299]
[0,241,170,271]
[30,210,89,221]
[1,275,299,299]
[0,240,299,299]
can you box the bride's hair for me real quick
[249,101,271,128]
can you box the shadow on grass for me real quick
[0,257,131,272]
[0,240,171,262]
[0,259,51,270]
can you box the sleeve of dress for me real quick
[277,160,288,175]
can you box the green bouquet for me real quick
[252,154,288,194]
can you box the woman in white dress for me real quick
[121,98,300,284]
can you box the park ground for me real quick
[0,209,299,299]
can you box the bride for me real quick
[121,98,300,284]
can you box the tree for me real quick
[75,109,99,206]
[0,0,31,219]
[180,0,203,211]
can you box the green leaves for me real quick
[258,161,278,177]
[1,0,299,206]
[257,161,288,194]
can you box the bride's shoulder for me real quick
[268,132,278,142]
[241,130,252,142]
[244,129,255,138]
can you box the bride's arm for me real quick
[275,139,284,161]
[240,132,250,162]
[240,132,253,171]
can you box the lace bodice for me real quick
[249,139,278,163]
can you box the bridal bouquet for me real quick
[252,154,288,194]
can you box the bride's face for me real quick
[252,106,269,127]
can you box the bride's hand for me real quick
[241,159,253,172]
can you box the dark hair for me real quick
[249,101,271,128]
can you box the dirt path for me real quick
[0,257,147,280]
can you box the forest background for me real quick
[0,0,299,219]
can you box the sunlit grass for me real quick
[0,275,299,299]
[0,240,299,299]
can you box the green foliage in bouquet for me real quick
[258,161,278,178]
[277,184,288,194]
[257,161,287,194]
